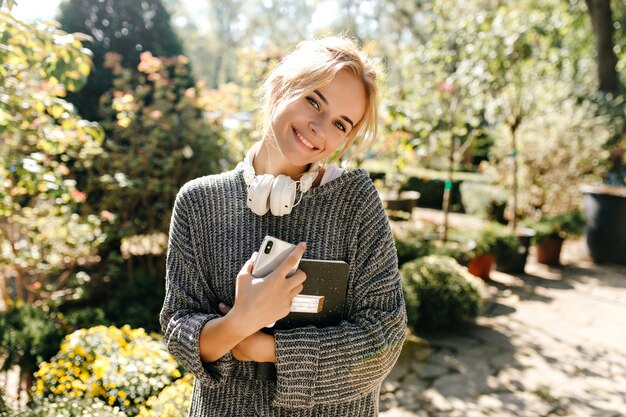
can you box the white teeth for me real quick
[295,130,315,149]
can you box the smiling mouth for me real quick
[293,127,320,151]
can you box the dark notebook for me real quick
[273,259,350,330]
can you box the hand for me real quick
[228,243,307,334]
[219,303,276,362]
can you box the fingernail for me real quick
[219,303,226,310]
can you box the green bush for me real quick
[60,306,109,332]
[102,271,165,332]
[401,255,483,331]
[80,51,228,286]
[0,303,64,378]
[395,237,434,266]
[1,9,105,306]
[33,325,181,416]
[15,397,127,417]
[59,0,185,122]
[431,240,473,266]
[58,271,164,334]
[525,209,586,243]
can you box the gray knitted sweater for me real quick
[160,167,406,416]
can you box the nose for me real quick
[308,118,326,140]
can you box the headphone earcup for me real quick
[247,174,275,216]
[270,175,297,216]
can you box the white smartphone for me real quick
[252,235,301,278]
[251,235,302,329]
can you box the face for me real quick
[269,69,367,171]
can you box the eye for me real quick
[333,120,346,132]
[306,96,319,110]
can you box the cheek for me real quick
[324,132,348,154]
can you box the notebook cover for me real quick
[273,258,350,330]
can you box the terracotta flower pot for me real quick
[535,236,564,266]
[467,253,494,279]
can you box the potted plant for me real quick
[488,223,534,274]
[581,143,626,265]
[581,184,626,264]
[526,209,586,265]
[465,226,500,279]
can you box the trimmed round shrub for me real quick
[137,373,193,417]
[15,397,127,417]
[33,325,182,416]
[401,255,483,331]
[395,237,434,266]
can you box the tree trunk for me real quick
[585,0,620,94]
[440,139,455,241]
[510,125,519,232]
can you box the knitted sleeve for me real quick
[272,182,407,408]
[159,186,233,387]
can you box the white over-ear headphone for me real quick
[238,150,319,216]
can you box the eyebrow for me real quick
[314,89,355,130]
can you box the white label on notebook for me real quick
[290,294,325,313]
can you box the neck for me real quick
[253,140,310,181]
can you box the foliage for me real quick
[401,255,483,332]
[60,306,109,332]
[487,97,611,217]
[488,225,523,257]
[170,0,312,88]
[0,385,8,416]
[14,397,127,417]
[481,0,594,229]
[205,46,281,162]
[33,325,182,416]
[0,303,64,375]
[430,222,515,263]
[430,240,473,266]
[0,8,105,305]
[460,182,508,221]
[81,51,227,283]
[137,373,193,417]
[525,209,586,243]
[58,0,185,121]
[100,271,165,333]
[394,237,434,267]
[467,223,521,257]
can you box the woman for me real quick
[160,36,406,416]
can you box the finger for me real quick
[289,283,304,298]
[273,242,306,277]
[218,303,231,314]
[243,252,258,274]
[285,270,306,290]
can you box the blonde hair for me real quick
[260,36,380,163]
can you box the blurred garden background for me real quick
[1,0,625,415]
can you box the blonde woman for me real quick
[160,36,406,416]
